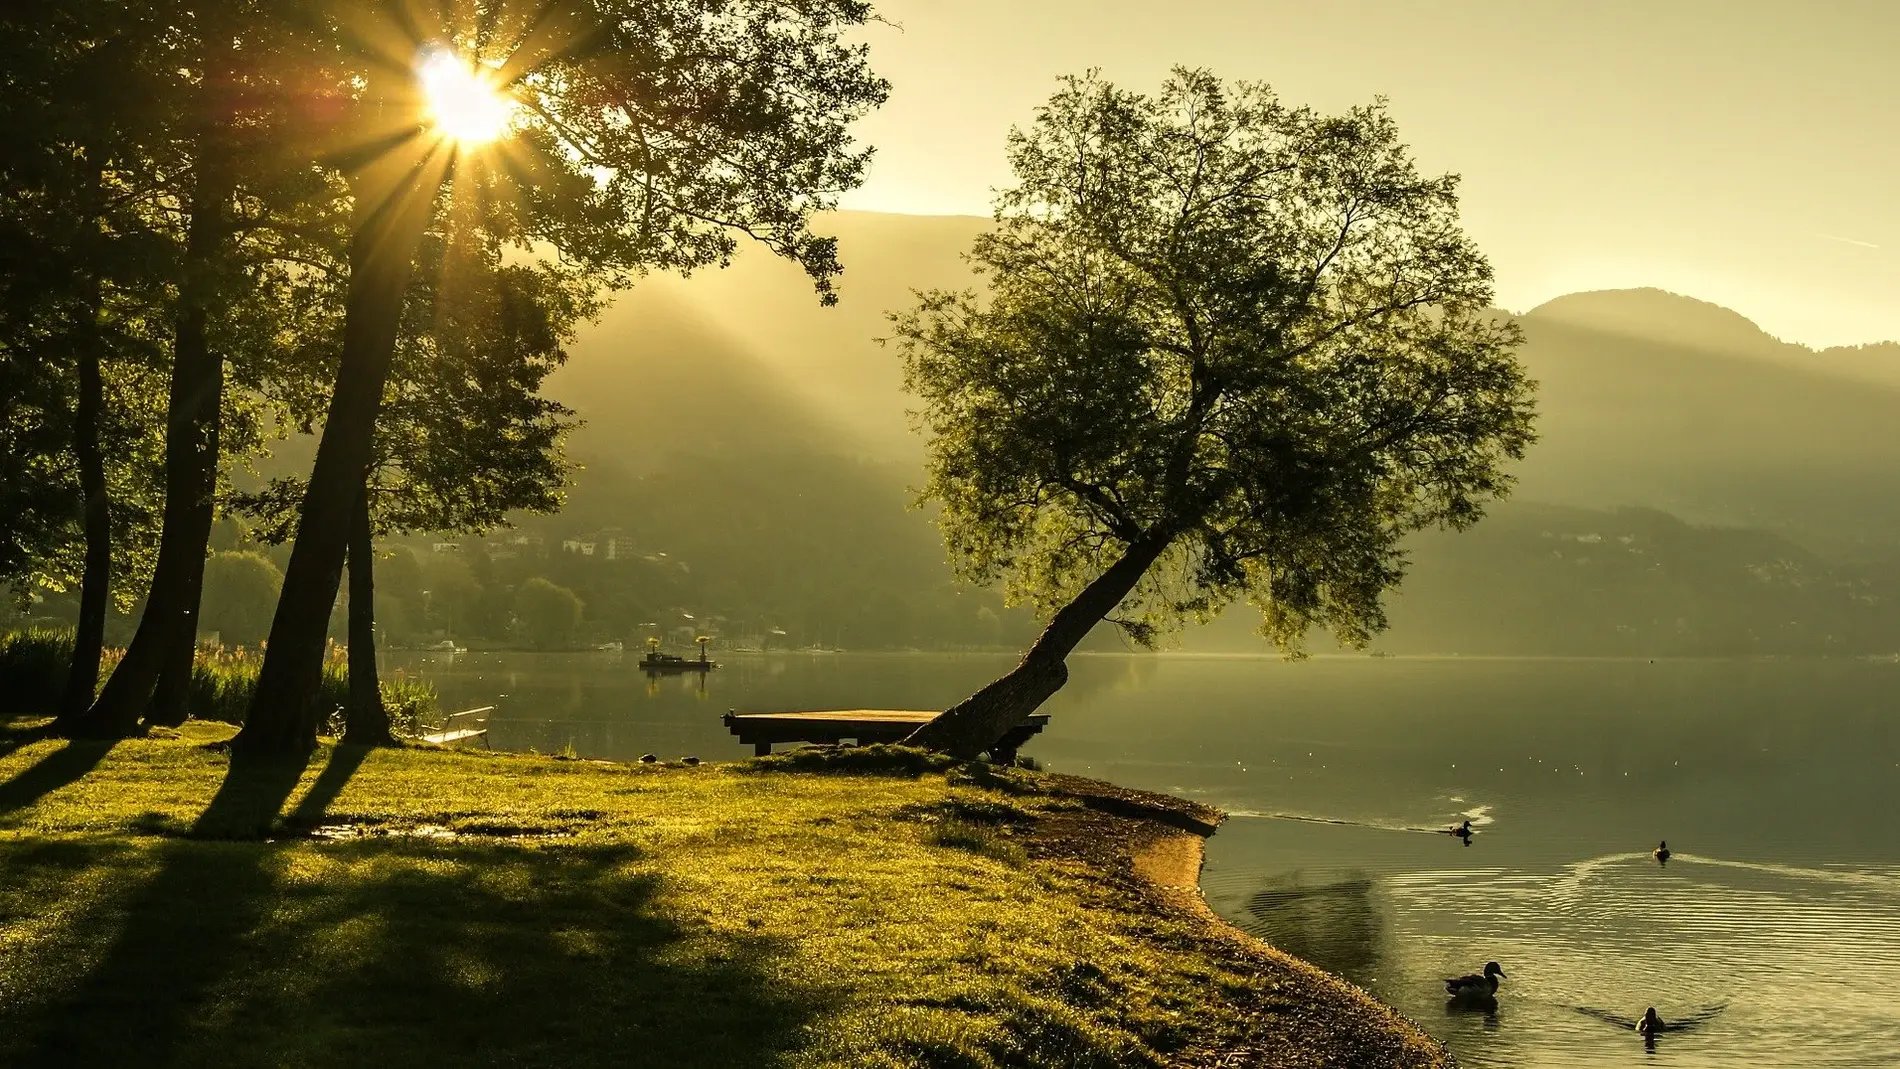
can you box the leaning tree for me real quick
[891,70,1538,757]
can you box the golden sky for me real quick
[841,1,1897,348]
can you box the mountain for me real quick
[496,218,1900,653]
[549,211,987,470]
[1515,288,1900,554]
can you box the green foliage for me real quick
[890,70,1537,653]
[0,629,433,729]
[512,577,584,648]
[0,0,175,602]
[0,628,75,714]
[523,0,891,301]
[198,551,283,647]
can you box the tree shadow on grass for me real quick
[0,738,117,819]
[284,742,372,827]
[5,837,281,1067]
[0,717,55,761]
[5,837,826,1067]
[188,741,371,840]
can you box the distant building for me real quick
[596,527,637,561]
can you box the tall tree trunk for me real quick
[62,162,231,739]
[58,313,110,720]
[342,487,396,746]
[146,378,221,728]
[904,535,1174,758]
[236,138,443,758]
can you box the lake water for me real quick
[388,649,1900,1068]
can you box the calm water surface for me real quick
[388,650,1900,1068]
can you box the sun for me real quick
[418,50,515,144]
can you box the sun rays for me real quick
[418,50,516,145]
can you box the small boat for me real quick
[639,650,717,674]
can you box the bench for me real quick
[721,708,1050,762]
[419,706,493,748]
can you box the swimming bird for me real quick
[1450,819,1474,846]
[682,756,701,766]
[1638,1007,1665,1036]
[1654,840,1671,865]
[1444,961,1506,999]
[639,753,657,764]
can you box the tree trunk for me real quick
[904,534,1174,758]
[235,140,441,758]
[58,316,110,721]
[63,163,231,739]
[342,488,396,746]
[146,350,222,728]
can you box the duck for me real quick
[682,756,701,766]
[1638,1007,1665,1036]
[1654,840,1671,865]
[1444,961,1506,998]
[639,753,657,764]
[1450,819,1474,846]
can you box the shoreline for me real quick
[0,719,1447,1067]
[1034,771,1450,1068]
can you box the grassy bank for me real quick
[0,720,1446,1068]
[0,628,436,728]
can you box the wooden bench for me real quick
[721,709,1050,762]
[419,706,493,748]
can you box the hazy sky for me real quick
[839,1,1898,348]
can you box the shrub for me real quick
[0,628,81,714]
[0,629,436,731]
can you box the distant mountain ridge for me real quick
[1526,287,1900,390]
[526,213,1900,653]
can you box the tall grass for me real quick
[0,628,437,732]
[0,628,74,715]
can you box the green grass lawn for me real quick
[0,720,1444,1068]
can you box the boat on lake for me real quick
[639,636,717,674]
[639,650,717,673]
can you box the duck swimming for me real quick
[1450,819,1474,846]
[1444,961,1506,999]
[1638,1007,1665,1036]
[1654,841,1671,865]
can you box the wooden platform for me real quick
[721,709,1050,760]
[419,706,493,748]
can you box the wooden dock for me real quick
[721,709,1050,761]
[419,706,493,748]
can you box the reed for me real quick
[0,628,436,732]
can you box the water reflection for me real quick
[1242,871,1387,983]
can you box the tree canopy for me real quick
[893,70,1537,755]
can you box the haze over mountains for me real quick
[527,211,1900,655]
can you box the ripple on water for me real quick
[1215,850,1900,1068]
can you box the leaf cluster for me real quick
[890,70,1538,651]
